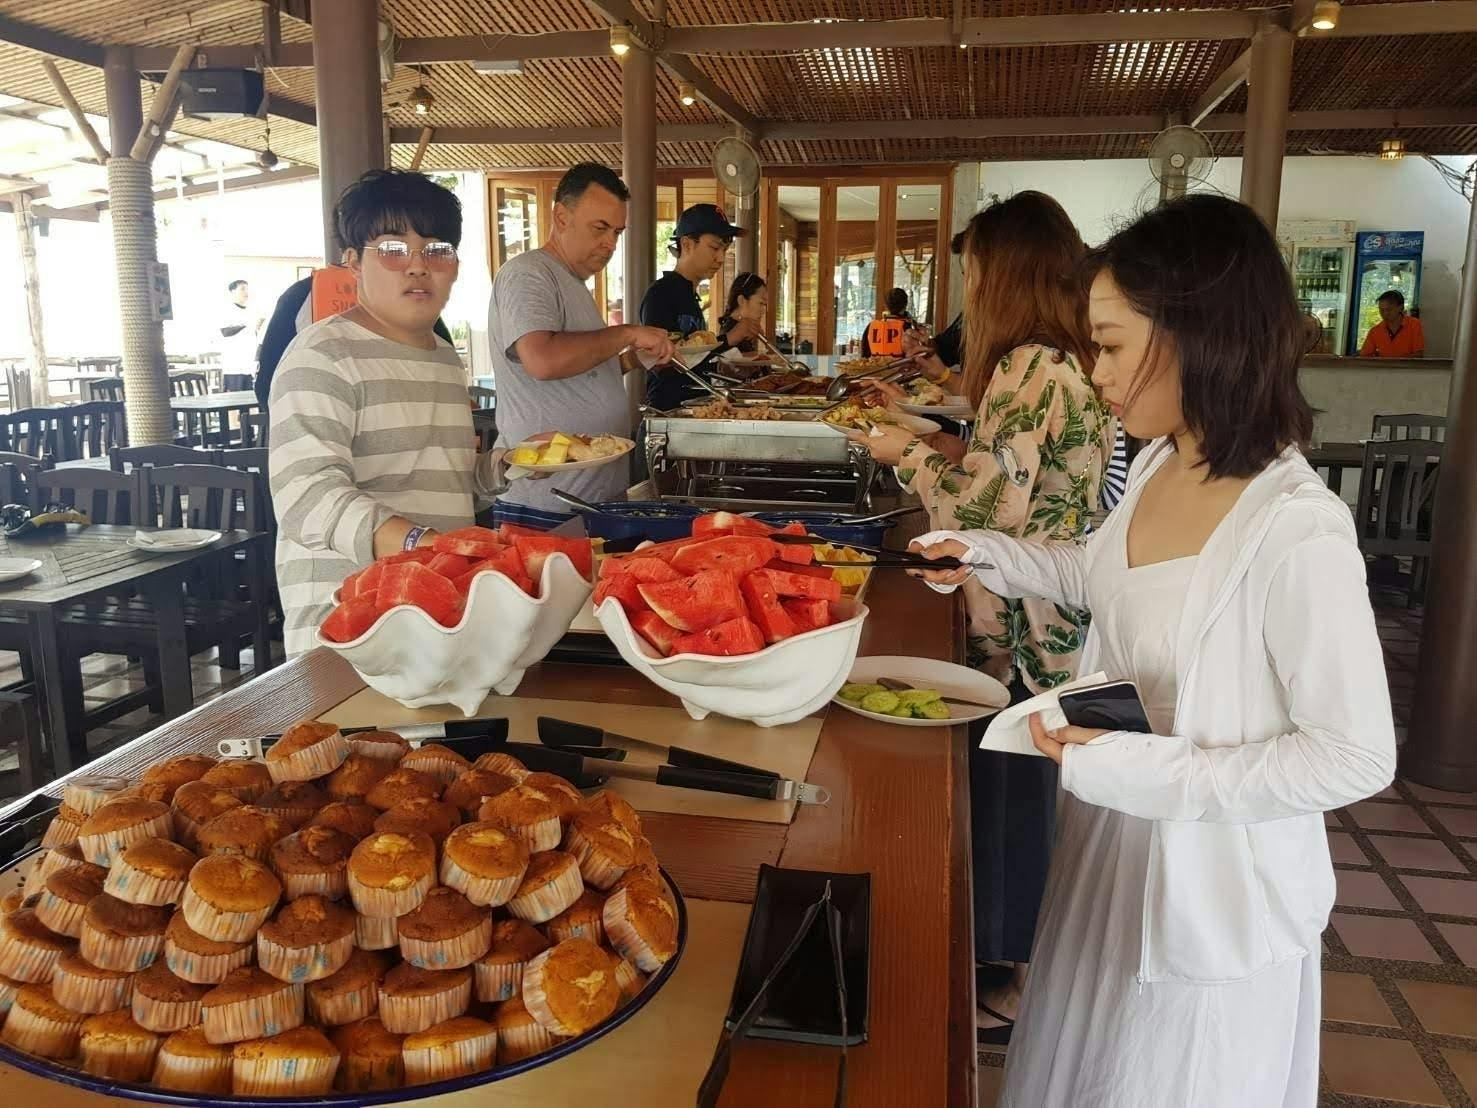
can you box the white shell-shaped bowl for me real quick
[317,553,593,715]
[594,596,870,727]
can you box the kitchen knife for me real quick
[537,717,781,781]
[216,718,512,759]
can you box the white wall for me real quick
[977,154,1475,357]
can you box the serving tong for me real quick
[769,531,978,571]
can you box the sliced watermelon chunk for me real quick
[691,511,774,538]
[340,563,378,601]
[671,617,766,657]
[426,552,473,579]
[764,559,834,581]
[593,574,650,616]
[773,541,814,566]
[632,610,682,656]
[385,547,439,566]
[781,597,832,633]
[749,567,842,603]
[454,547,535,597]
[379,562,463,625]
[739,572,796,644]
[776,522,808,536]
[671,535,778,577]
[432,526,505,560]
[497,522,551,540]
[321,597,381,642]
[597,555,682,584]
[513,534,595,582]
[638,570,746,632]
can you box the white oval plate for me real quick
[833,655,1010,727]
[820,412,941,436]
[126,530,222,554]
[506,437,636,475]
[901,397,976,420]
[0,557,42,583]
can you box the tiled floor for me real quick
[981,607,1477,1108]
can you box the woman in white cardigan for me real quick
[913,195,1396,1107]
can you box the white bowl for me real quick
[317,553,593,715]
[594,596,870,727]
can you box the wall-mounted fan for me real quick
[712,134,760,218]
[1148,125,1214,203]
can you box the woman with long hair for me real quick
[718,271,767,355]
[911,195,1395,1105]
[849,190,1115,1042]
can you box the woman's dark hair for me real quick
[720,271,766,329]
[885,287,909,316]
[334,168,462,255]
[1084,193,1312,479]
[554,162,630,206]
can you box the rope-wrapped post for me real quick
[107,156,173,444]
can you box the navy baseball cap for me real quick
[674,203,744,241]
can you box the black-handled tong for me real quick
[768,532,974,571]
[537,717,781,781]
[0,794,64,871]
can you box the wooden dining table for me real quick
[171,390,261,447]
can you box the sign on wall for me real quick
[148,262,173,321]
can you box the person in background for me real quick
[903,231,967,374]
[488,163,675,529]
[1360,288,1424,357]
[718,272,767,357]
[220,278,262,379]
[861,287,915,358]
[909,194,1394,1108]
[269,169,507,657]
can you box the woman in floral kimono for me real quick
[849,190,1115,1043]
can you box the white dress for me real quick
[999,486,1322,1108]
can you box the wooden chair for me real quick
[3,406,65,458]
[0,452,46,505]
[1372,413,1445,442]
[111,444,220,473]
[80,377,125,404]
[169,371,209,398]
[3,365,32,412]
[57,402,127,462]
[469,385,496,410]
[1354,437,1443,606]
[32,467,140,523]
[241,411,268,447]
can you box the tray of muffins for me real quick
[0,720,686,1104]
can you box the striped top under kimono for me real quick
[269,314,502,657]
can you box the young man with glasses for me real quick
[269,169,508,656]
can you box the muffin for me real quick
[443,768,519,815]
[170,781,245,850]
[105,837,197,906]
[398,743,472,785]
[258,780,328,829]
[522,938,619,1036]
[478,784,564,852]
[141,753,218,801]
[36,862,108,937]
[562,808,640,890]
[52,950,133,1014]
[374,797,461,844]
[77,798,173,866]
[521,773,583,821]
[119,780,174,805]
[332,1017,404,1092]
[611,953,645,1006]
[257,894,356,984]
[324,753,394,801]
[347,730,410,762]
[546,889,607,946]
[130,960,208,1032]
[62,775,134,816]
[307,948,389,1026]
[347,831,436,918]
[201,966,305,1044]
[0,908,74,982]
[402,1015,496,1084]
[195,804,289,861]
[364,767,442,812]
[79,1007,160,1080]
[396,887,492,971]
[0,982,87,1058]
[152,1026,233,1094]
[40,806,83,849]
[265,719,350,783]
[232,1024,340,1094]
[0,889,24,915]
[603,876,678,972]
[441,821,530,907]
[79,894,169,971]
[355,911,399,952]
[506,851,584,924]
[473,751,529,781]
[182,854,282,942]
[494,994,565,1064]
[34,841,89,884]
[198,759,273,803]
[473,919,550,1003]
[377,964,471,1035]
[270,825,356,901]
[163,910,254,984]
[0,972,18,1018]
[580,789,643,836]
[309,800,380,841]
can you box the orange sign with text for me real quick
[310,266,358,323]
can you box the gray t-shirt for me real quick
[488,247,631,509]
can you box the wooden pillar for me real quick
[312,0,383,262]
[1405,183,1477,791]
[622,43,657,428]
[103,46,143,159]
[1239,12,1293,228]
[11,191,46,405]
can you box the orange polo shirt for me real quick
[1360,315,1425,358]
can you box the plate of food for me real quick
[834,655,1011,727]
[835,356,897,376]
[819,404,940,436]
[506,433,635,474]
[899,381,976,420]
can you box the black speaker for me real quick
[180,69,265,119]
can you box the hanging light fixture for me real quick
[610,26,632,56]
[678,81,696,107]
[1379,137,1405,161]
[407,83,434,116]
[1311,1,1341,31]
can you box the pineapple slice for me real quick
[549,432,574,446]
[509,446,541,466]
[538,441,570,465]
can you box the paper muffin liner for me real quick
[439,854,523,909]
[35,889,89,938]
[62,777,134,815]
[152,1044,233,1093]
[613,957,645,1006]
[0,1001,84,1058]
[507,865,583,925]
[546,910,604,947]
[181,885,276,943]
[473,753,530,781]
[233,1051,339,1095]
[81,926,166,972]
[378,978,471,1035]
[348,868,434,919]
[399,916,492,971]
[132,990,201,1033]
[398,750,466,786]
[202,984,305,1044]
[336,1048,404,1092]
[0,973,20,1017]
[473,960,526,1004]
[81,1033,160,1081]
[505,816,562,854]
[165,938,254,985]
[268,730,350,784]
[403,1028,496,1084]
[41,817,82,851]
[0,935,68,983]
[279,867,350,902]
[563,826,632,892]
[497,1016,562,1064]
[260,802,316,829]
[53,963,133,1014]
[348,735,407,761]
[308,981,378,1026]
[521,949,584,1037]
[35,848,86,884]
[354,913,399,951]
[171,812,207,851]
[104,858,188,908]
[78,811,175,867]
[603,887,672,973]
[258,931,356,985]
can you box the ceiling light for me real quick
[1379,137,1405,161]
[471,59,526,75]
[407,84,434,116]
[610,26,632,56]
[1311,1,1340,31]
[678,81,696,107]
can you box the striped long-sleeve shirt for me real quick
[269,314,503,656]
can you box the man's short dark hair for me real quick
[228,279,247,292]
[333,168,462,256]
[885,287,908,315]
[951,229,965,255]
[555,162,630,207]
[1378,289,1405,308]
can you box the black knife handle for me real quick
[443,718,510,742]
[654,766,779,800]
[667,747,780,780]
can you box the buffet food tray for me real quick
[643,414,858,465]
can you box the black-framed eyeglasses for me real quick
[373,239,458,271]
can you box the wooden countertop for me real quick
[1302,355,1453,371]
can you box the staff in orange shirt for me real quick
[862,287,915,357]
[1360,289,1425,358]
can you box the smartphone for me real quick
[1057,680,1152,733]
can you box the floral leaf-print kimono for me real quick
[898,343,1116,693]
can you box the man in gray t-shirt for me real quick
[488,163,675,516]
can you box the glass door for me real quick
[491,183,541,271]
[831,185,880,355]
[892,183,941,328]
[772,184,822,355]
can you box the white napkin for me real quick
[978,671,1109,757]
[133,528,214,548]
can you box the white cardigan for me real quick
[919,438,1396,984]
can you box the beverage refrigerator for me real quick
[1278,220,1356,356]
[1348,231,1424,355]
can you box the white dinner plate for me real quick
[0,557,42,583]
[126,529,222,554]
[832,655,1011,727]
[506,437,636,476]
[900,396,976,420]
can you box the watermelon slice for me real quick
[513,534,595,582]
[632,610,682,656]
[497,522,551,540]
[671,617,766,657]
[379,562,463,625]
[749,567,842,603]
[593,574,650,616]
[385,548,439,566]
[671,535,778,577]
[782,597,832,633]
[776,522,808,536]
[773,541,815,566]
[432,526,505,560]
[321,597,381,642]
[426,552,473,579]
[764,559,834,581]
[638,570,746,633]
[597,555,682,584]
[341,562,381,601]
[691,511,774,538]
[454,547,535,597]
[739,572,796,644]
